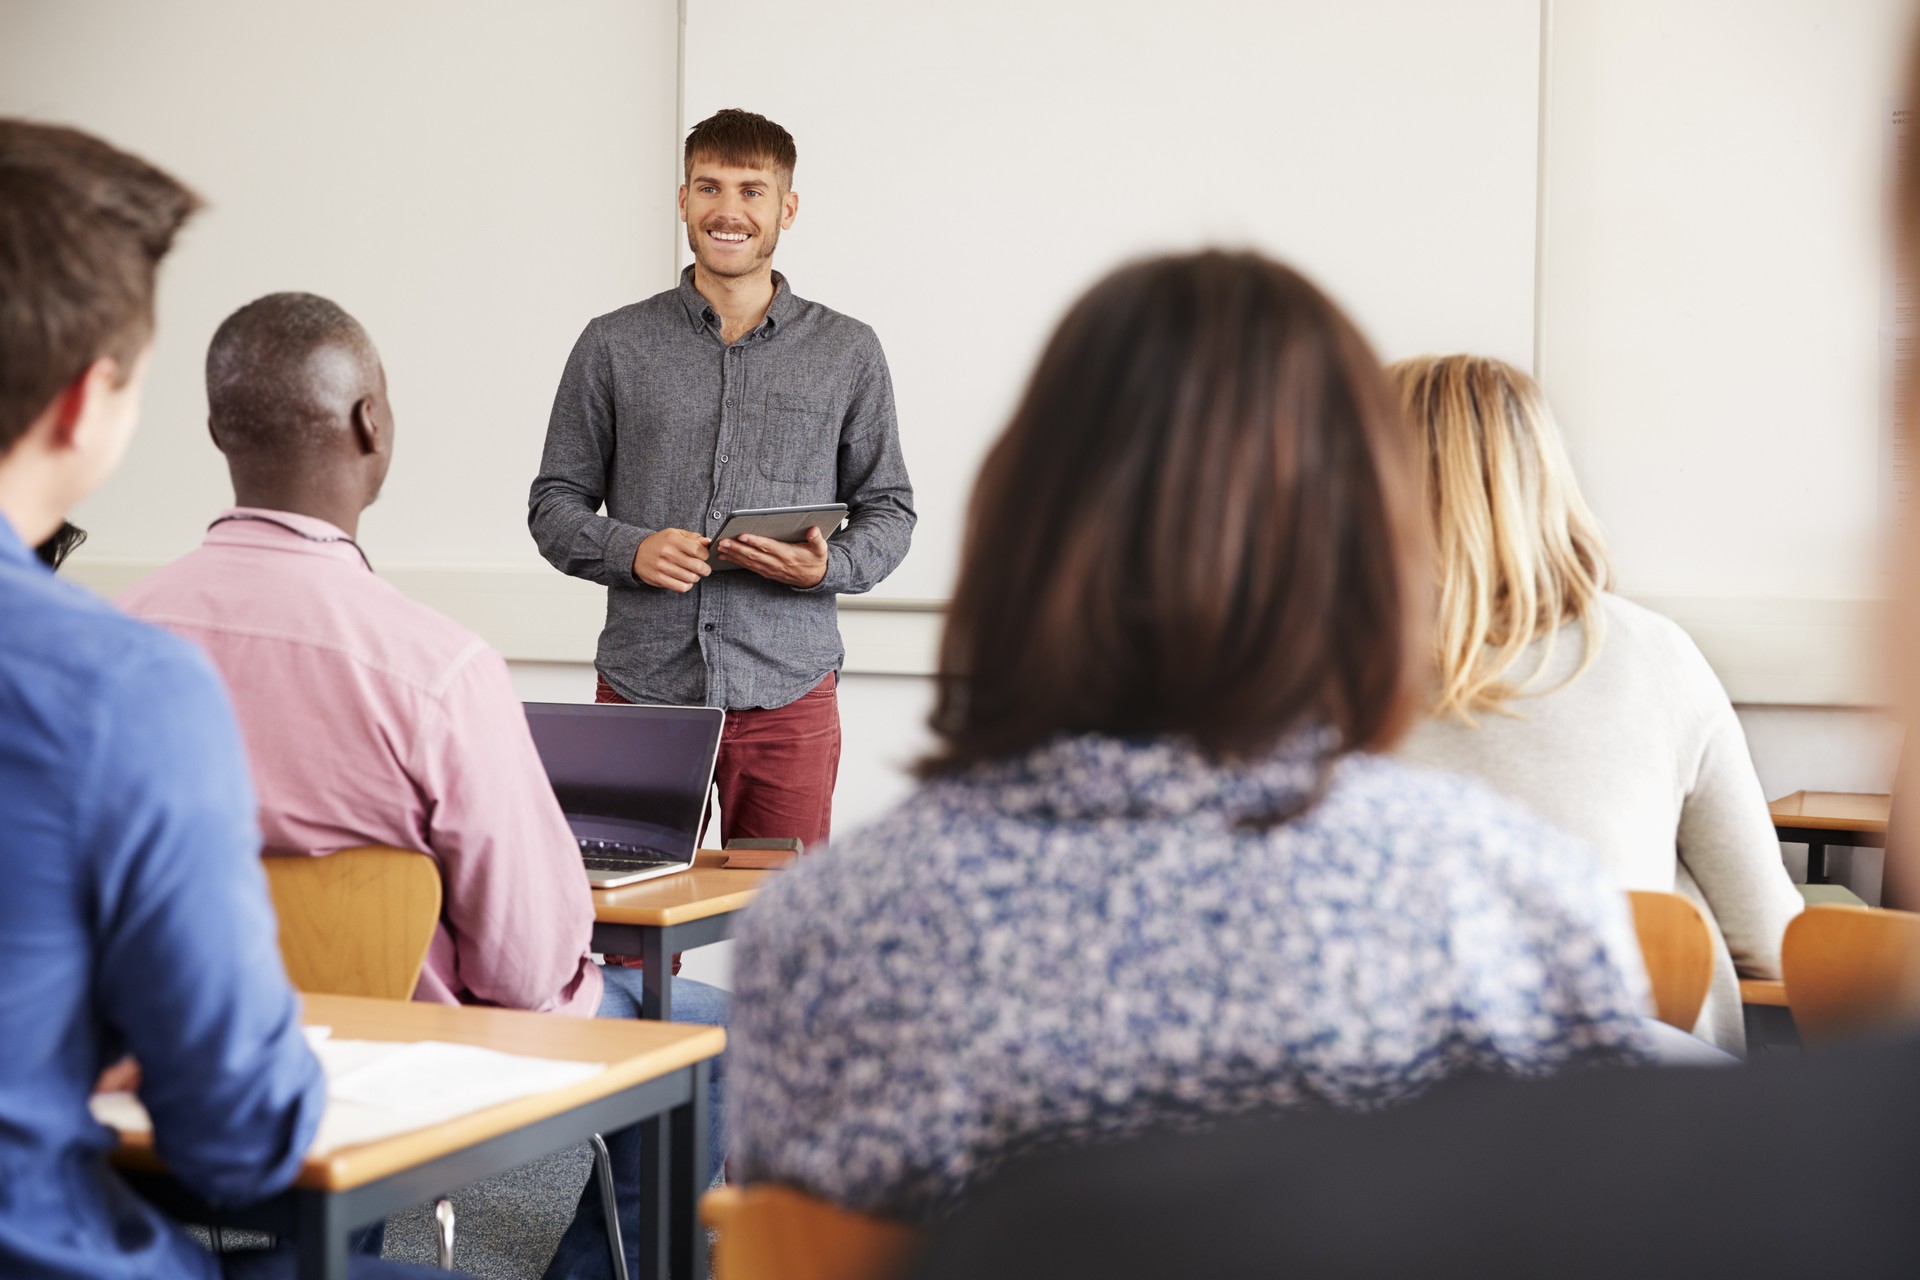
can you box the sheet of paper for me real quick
[323,1040,604,1115]
[91,1039,605,1155]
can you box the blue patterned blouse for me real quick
[730,731,1654,1221]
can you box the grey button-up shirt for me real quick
[529,268,915,710]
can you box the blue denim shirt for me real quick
[0,515,323,1278]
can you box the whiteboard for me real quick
[685,0,1544,601]
[1541,0,1915,606]
[15,0,1904,703]
[0,0,681,572]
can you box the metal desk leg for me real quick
[634,1110,671,1280]
[641,927,672,1023]
[590,1132,630,1280]
[1807,840,1829,885]
[670,1059,711,1280]
[294,1193,351,1280]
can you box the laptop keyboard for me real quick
[579,838,680,874]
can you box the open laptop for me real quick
[523,701,725,888]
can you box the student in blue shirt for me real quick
[0,119,448,1280]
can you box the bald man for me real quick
[122,293,726,1278]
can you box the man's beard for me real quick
[689,222,780,277]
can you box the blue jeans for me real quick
[540,969,728,1280]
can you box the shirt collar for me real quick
[677,264,796,339]
[205,507,364,563]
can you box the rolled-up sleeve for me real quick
[805,337,915,597]
[529,321,655,588]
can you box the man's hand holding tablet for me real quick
[705,503,847,589]
[718,525,830,587]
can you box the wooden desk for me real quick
[592,849,774,1021]
[1769,791,1891,885]
[112,994,724,1280]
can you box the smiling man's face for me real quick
[679,156,798,281]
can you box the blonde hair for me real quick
[1389,355,1612,721]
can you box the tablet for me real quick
[708,504,848,570]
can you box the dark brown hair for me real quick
[923,250,1428,777]
[34,520,86,571]
[0,119,202,452]
[684,108,796,187]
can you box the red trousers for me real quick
[594,672,841,850]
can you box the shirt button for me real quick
[718,454,729,464]
[704,623,715,632]
[711,510,722,521]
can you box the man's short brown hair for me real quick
[683,108,796,188]
[0,120,201,452]
[923,250,1428,786]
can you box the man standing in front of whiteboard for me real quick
[530,108,914,856]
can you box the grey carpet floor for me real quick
[379,1142,593,1277]
[193,1142,594,1279]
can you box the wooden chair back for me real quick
[262,846,442,1000]
[1782,905,1920,1046]
[702,1185,920,1280]
[1627,890,1716,1030]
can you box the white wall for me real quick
[1541,0,1915,703]
[21,0,1908,710]
[9,0,1911,926]
[685,0,1546,602]
[0,0,682,569]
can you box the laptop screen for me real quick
[522,702,723,860]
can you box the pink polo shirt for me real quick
[121,508,603,1017]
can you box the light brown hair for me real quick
[923,250,1428,782]
[0,119,201,451]
[1390,355,1612,722]
[684,108,796,188]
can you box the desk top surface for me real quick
[592,849,775,927]
[1767,790,1892,834]
[112,993,724,1192]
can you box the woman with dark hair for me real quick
[726,250,1654,1222]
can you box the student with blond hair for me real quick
[1393,354,1802,1053]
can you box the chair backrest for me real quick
[702,1185,920,1280]
[1626,891,1715,1030]
[1782,905,1920,1046]
[262,846,442,1000]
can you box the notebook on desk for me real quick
[523,702,724,888]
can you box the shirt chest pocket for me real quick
[758,392,838,487]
